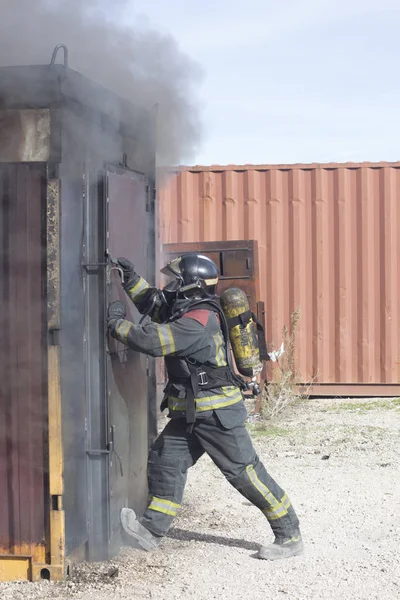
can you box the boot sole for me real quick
[121,529,156,552]
[257,542,304,561]
[120,509,158,552]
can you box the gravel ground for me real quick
[1,397,399,600]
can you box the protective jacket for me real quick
[108,275,246,427]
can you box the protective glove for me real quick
[107,300,127,328]
[117,257,139,288]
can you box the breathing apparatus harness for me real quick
[163,296,262,431]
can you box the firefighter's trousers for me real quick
[139,414,300,539]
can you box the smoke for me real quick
[0,0,203,164]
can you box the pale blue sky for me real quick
[129,0,400,165]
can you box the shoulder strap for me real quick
[187,299,248,391]
[251,312,269,361]
[225,309,252,329]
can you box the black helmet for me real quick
[161,253,219,300]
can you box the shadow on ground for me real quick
[167,527,259,552]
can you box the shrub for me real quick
[261,308,310,419]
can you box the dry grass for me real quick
[260,308,312,419]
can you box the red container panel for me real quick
[0,164,48,562]
[158,162,400,395]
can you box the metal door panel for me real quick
[106,167,149,554]
[82,170,109,562]
[60,175,89,556]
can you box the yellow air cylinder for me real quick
[220,287,263,377]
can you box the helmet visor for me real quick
[160,256,182,277]
[163,277,182,293]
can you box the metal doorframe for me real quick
[82,167,110,562]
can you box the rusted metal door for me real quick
[0,164,48,580]
[162,240,261,313]
[106,167,150,554]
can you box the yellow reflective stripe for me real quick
[263,503,291,520]
[217,349,227,367]
[157,324,176,355]
[213,332,227,367]
[157,328,168,355]
[115,320,133,343]
[284,535,301,544]
[167,386,243,412]
[150,497,180,509]
[148,496,181,517]
[168,397,186,411]
[246,465,289,519]
[165,326,176,354]
[201,386,242,400]
[196,392,242,411]
[127,277,149,301]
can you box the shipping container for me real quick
[0,54,156,581]
[158,163,400,397]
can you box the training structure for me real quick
[0,49,156,581]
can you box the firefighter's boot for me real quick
[120,508,162,551]
[257,529,304,561]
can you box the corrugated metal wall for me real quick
[159,162,400,395]
[0,164,48,572]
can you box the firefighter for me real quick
[107,254,303,561]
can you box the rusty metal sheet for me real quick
[163,240,260,313]
[0,164,48,565]
[158,163,400,396]
[0,110,51,162]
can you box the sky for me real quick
[128,0,400,166]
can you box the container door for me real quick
[163,240,261,313]
[0,164,49,580]
[105,167,151,555]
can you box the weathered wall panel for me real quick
[0,164,47,570]
[0,110,51,162]
[159,163,400,394]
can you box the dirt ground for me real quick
[1,397,399,600]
